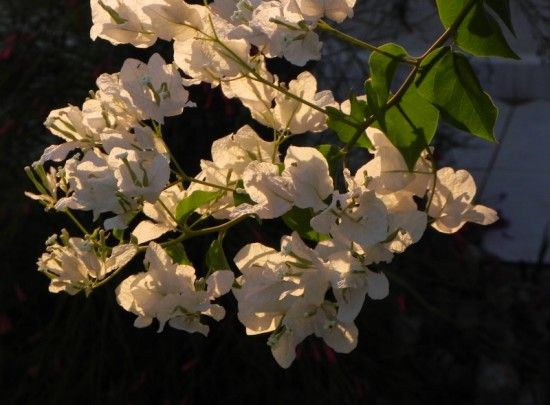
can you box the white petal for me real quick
[271,332,298,369]
[132,220,173,244]
[322,322,358,353]
[366,270,389,300]
[206,270,235,298]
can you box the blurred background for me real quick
[1,1,549,404]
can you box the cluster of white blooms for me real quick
[26,0,499,368]
[37,230,137,295]
[38,52,192,229]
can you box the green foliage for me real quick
[415,47,498,142]
[372,86,439,170]
[175,190,222,223]
[485,0,515,34]
[368,43,408,105]
[165,242,192,265]
[436,0,518,59]
[366,43,439,169]
[326,98,373,149]
[112,228,125,242]
[316,144,344,180]
[205,239,230,272]
[282,207,329,242]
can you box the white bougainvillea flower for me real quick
[143,0,206,42]
[38,233,136,295]
[39,106,101,163]
[210,125,279,176]
[293,0,357,23]
[116,242,234,334]
[282,146,333,211]
[224,68,333,134]
[210,0,263,25]
[268,300,358,368]
[95,72,144,130]
[233,233,332,365]
[273,71,336,134]
[325,250,389,322]
[378,191,427,253]
[233,232,329,332]
[232,161,294,219]
[233,1,322,66]
[120,53,193,124]
[55,150,125,221]
[107,146,170,203]
[183,126,277,220]
[100,125,168,157]
[44,105,99,143]
[90,0,157,48]
[173,11,253,86]
[24,163,67,210]
[220,60,279,129]
[428,167,498,234]
[360,128,432,197]
[184,160,238,219]
[311,190,389,251]
[132,184,185,244]
[232,242,294,335]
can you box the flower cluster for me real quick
[26,0,499,368]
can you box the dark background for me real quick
[1,1,549,404]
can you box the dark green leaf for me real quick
[364,79,383,122]
[485,0,515,34]
[372,86,439,171]
[436,0,518,59]
[206,239,230,272]
[317,144,344,180]
[112,228,125,242]
[165,242,192,265]
[368,43,408,105]
[175,190,221,223]
[415,47,498,142]
[326,97,373,150]
[282,207,329,242]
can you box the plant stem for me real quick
[183,175,237,193]
[316,20,417,65]
[64,209,90,235]
[161,214,250,248]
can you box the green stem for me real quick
[161,214,250,248]
[417,0,477,60]
[64,209,90,235]
[317,20,417,65]
[183,175,237,193]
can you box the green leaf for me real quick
[436,0,518,59]
[326,96,373,150]
[175,190,222,223]
[368,43,409,105]
[282,207,329,242]
[112,228,125,242]
[372,86,439,171]
[485,0,515,35]
[317,144,344,180]
[415,47,498,142]
[165,243,192,265]
[364,79,383,122]
[206,239,230,272]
